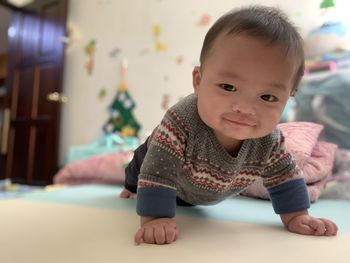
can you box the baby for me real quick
[121,5,338,245]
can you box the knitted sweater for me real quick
[136,94,310,217]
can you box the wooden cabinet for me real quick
[0,54,7,104]
[0,54,7,179]
[2,0,68,185]
[0,54,7,79]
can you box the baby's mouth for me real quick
[224,117,255,127]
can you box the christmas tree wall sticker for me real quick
[320,0,335,9]
[103,59,141,137]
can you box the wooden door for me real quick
[2,0,68,185]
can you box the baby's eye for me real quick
[260,94,278,102]
[218,83,237,92]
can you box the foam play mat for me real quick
[0,185,349,263]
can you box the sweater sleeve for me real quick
[136,109,188,218]
[262,130,310,214]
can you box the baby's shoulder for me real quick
[164,94,202,132]
[168,94,197,117]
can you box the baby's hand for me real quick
[134,218,179,245]
[287,214,338,236]
[119,188,136,199]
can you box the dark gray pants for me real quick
[124,137,194,206]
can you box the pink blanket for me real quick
[242,122,337,202]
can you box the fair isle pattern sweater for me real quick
[136,94,310,217]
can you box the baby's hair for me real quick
[199,6,304,93]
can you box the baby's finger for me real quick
[174,229,179,241]
[289,222,314,235]
[319,218,338,236]
[134,228,145,245]
[309,219,326,236]
[174,225,179,241]
[144,227,155,244]
[164,225,176,244]
[154,226,166,245]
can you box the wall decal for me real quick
[84,39,96,75]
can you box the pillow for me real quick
[54,151,133,185]
[277,122,323,168]
[304,141,337,201]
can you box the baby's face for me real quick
[193,33,296,150]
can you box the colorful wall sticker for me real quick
[176,55,184,65]
[109,47,121,58]
[98,88,107,101]
[161,94,171,110]
[197,14,211,27]
[153,24,167,53]
[84,39,96,75]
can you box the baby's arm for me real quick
[263,130,338,236]
[132,104,189,245]
[134,216,179,245]
[280,210,338,236]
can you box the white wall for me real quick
[59,0,350,164]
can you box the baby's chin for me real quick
[228,130,274,140]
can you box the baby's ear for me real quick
[192,66,202,95]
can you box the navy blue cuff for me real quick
[136,187,177,217]
[268,178,310,214]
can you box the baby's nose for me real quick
[231,102,256,115]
